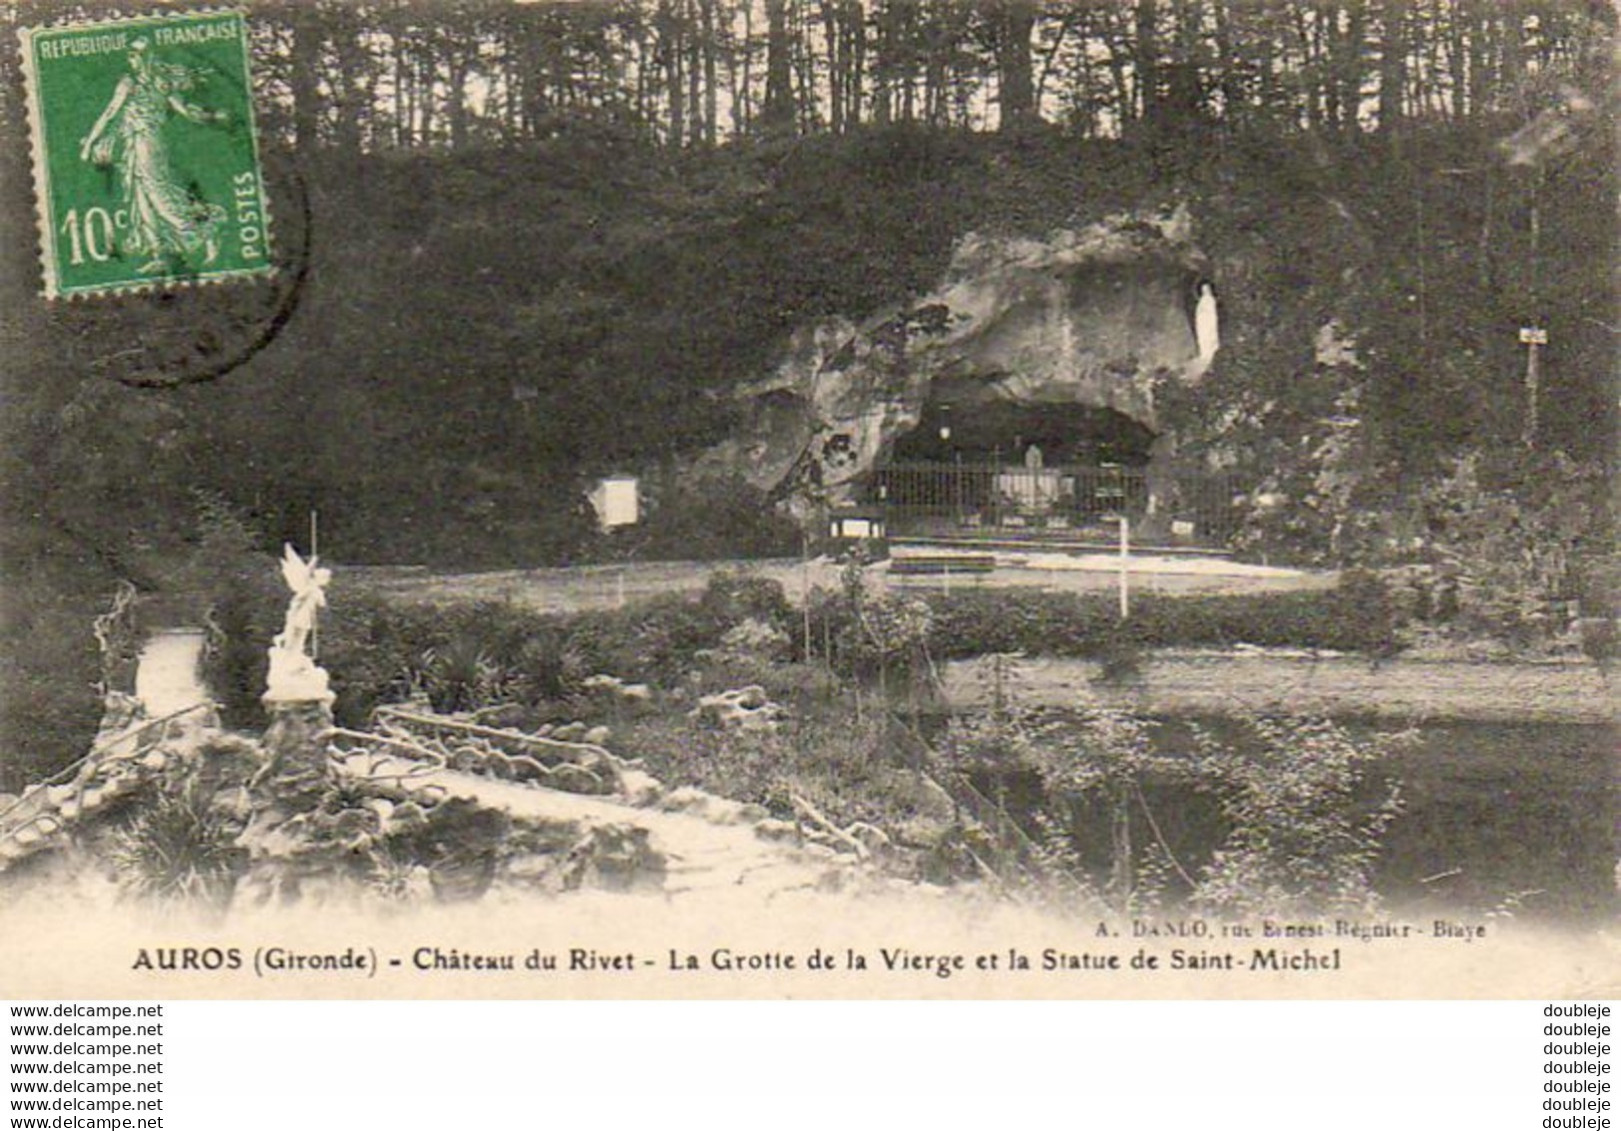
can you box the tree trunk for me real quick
[1297,5,1322,130]
[700,0,719,144]
[1134,0,1159,133]
[1210,0,1244,128]
[1338,1,1366,132]
[794,2,818,131]
[846,0,866,128]
[332,15,366,153]
[416,41,435,145]
[448,56,469,149]
[924,30,944,126]
[291,9,321,152]
[1378,0,1406,134]
[995,0,1037,130]
[660,0,685,147]
[1321,2,1341,130]
[1104,23,1133,136]
[762,0,796,132]
[502,36,520,139]
[393,28,411,147]
[820,0,843,132]
[688,2,704,144]
[1447,0,1469,120]
[1466,0,1494,120]
[733,0,753,134]
[898,0,915,123]
[1034,10,1077,116]
[873,0,893,124]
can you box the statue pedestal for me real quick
[232,546,342,907]
[259,697,334,792]
[234,698,337,907]
[260,644,334,791]
[264,646,333,707]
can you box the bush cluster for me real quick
[912,578,1400,661]
[319,570,800,727]
[624,476,804,564]
[317,569,1400,733]
[937,689,1410,916]
[803,557,936,687]
[1415,452,1614,650]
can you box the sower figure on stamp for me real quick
[78,36,229,274]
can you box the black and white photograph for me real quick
[0,0,1615,1001]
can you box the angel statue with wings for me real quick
[264,544,334,705]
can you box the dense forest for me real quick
[0,1,1614,782]
[7,0,1610,146]
[0,0,1611,554]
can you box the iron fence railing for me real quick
[868,461,1245,545]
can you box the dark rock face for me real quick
[701,209,1218,509]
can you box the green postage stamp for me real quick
[20,10,271,298]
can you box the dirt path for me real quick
[132,630,209,717]
[942,653,1617,724]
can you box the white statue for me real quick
[264,544,334,706]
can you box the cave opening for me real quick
[889,400,1157,468]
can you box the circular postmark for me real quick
[54,152,310,390]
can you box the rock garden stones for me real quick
[689,685,789,733]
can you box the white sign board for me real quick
[589,476,639,530]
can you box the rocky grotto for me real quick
[698,206,1220,515]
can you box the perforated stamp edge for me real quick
[18,8,276,300]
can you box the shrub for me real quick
[1418,451,1610,649]
[1187,716,1409,916]
[317,571,804,726]
[108,776,249,906]
[1018,709,1195,911]
[573,572,798,686]
[630,476,802,562]
[934,659,1411,916]
[319,594,439,726]
[616,715,793,813]
[417,632,513,714]
[805,557,936,694]
[0,523,127,790]
[918,585,1402,660]
[0,629,102,791]
[1330,568,1398,658]
[514,628,585,704]
[615,696,928,835]
[203,572,282,729]
[1091,626,1146,686]
[697,569,796,635]
[175,493,311,730]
